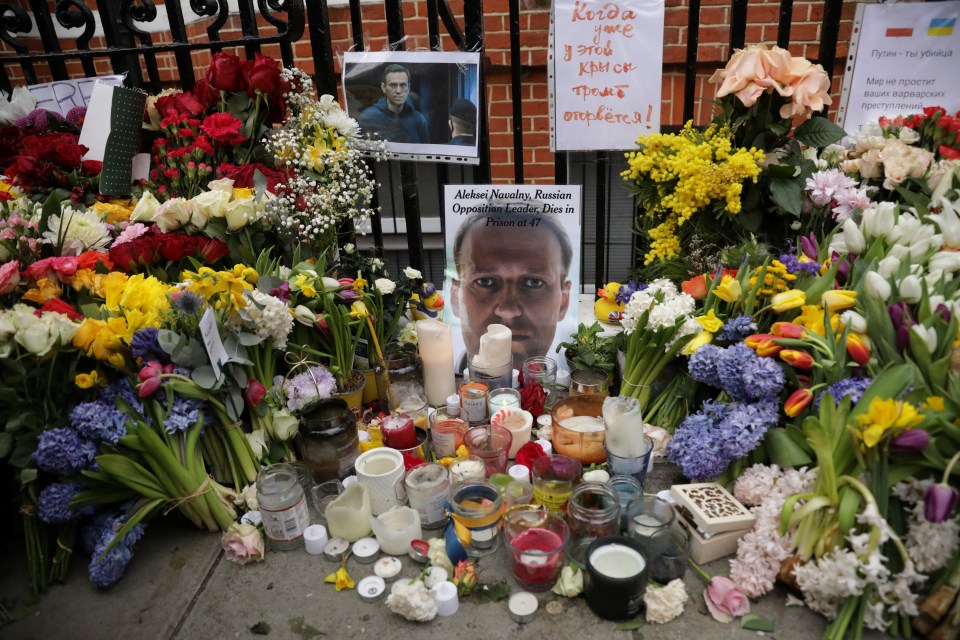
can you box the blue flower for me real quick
[741,355,785,401]
[717,343,754,401]
[129,327,170,364]
[717,400,779,459]
[816,376,873,409]
[82,506,147,588]
[37,482,96,524]
[163,395,207,434]
[779,253,821,276]
[716,314,756,343]
[174,290,203,315]
[688,344,723,388]
[102,379,143,415]
[71,400,127,446]
[33,428,97,475]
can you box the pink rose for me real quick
[704,576,750,622]
[220,523,264,565]
[244,379,267,407]
[0,260,21,294]
[780,61,832,119]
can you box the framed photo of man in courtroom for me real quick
[342,51,481,163]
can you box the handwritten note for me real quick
[551,0,664,151]
[27,75,125,117]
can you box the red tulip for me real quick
[784,388,813,418]
[138,360,174,397]
[681,274,708,300]
[744,333,775,349]
[244,379,267,407]
[780,349,814,370]
[846,333,871,366]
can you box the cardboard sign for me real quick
[27,75,125,117]
[551,0,664,151]
[838,1,960,132]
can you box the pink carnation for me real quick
[111,222,150,247]
[0,259,20,294]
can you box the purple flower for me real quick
[82,507,147,588]
[740,356,785,401]
[924,484,959,523]
[717,315,757,343]
[270,281,291,302]
[163,395,208,434]
[800,234,818,261]
[717,343,754,402]
[38,482,96,524]
[615,281,642,306]
[129,327,170,364]
[71,400,127,445]
[805,169,856,206]
[65,106,87,126]
[283,365,337,411]
[935,303,952,323]
[33,428,97,475]
[173,290,203,314]
[688,344,723,387]
[779,253,821,276]
[890,429,930,453]
[816,377,872,409]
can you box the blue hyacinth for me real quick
[816,376,873,409]
[129,327,170,365]
[33,428,97,475]
[716,314,757,344]
[37,482,96,524]
[70,400,128,446]
[740,355,786,402]
[688,344,723,388]
[83,507,147,588]
[163,395,208,434]
[716,343,755,401]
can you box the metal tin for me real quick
[323,537,349,561]
[352,537,380,563]
[357,576,386,603]
[508,591,539,623]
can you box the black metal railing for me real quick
[0,0,846,289]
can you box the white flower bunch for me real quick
[892,479,960,573]
[621,279,698,346]
[230,288,294,349]
[386,580,437,622]
[42,205,111,255]
[0,303,80,357]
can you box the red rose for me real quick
[158,234,202,262]
[200,112,246,145]
[206,52,246,92]
[80,160,102,176]
[155,92,205,119]
[243,54,281,96]
[520,383,546,417]
[41,298,83,321]
[515,441,546,471]
[109,236,158,272]
[940,144,960,160]
[193,78,219,109]
[198,238,230,264]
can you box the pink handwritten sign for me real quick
[551,0,664,151]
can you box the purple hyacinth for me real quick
[716,343,755,402]
[70,400,128,446]
[82,508,147,588]
[816,376,873,409]
[716,314,757,343]
[37,482,96,524]
[33,428,97,475]
[741,355,786,402]
[129,327,170,364]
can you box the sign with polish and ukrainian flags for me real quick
[838,1,960,132]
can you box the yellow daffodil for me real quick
[696,309,724,333]
[714,275,742,303]
[821,289,857,311]
[349,301,369,318]
[770,289,806,313]
[232,264,259,284]
[294,274,317,298]
[324,566,355,591]
[921,396,945,412]
[855,397,923,448]
[73,317,129,368]
[75,371,99,388]
[352,277,368,290]
[681,330,714,356]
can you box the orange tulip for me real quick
[784,388,814,417]
[681,274,708,300]
[847,333,871,365]
[771,322,805,339]
[744,333,775,349]
[780,349,814,369]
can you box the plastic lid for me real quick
[446,394,460,416]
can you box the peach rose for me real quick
[712,44,794,107]
[220,522,265,565]
[780,63,832,119]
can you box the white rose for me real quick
[273,409,299,441]
[191,189,230,224]
[403,267,422,280]
[130,191,161,222]
[898,126,920,144]
[207,178,235,193]
[15,323,55,356]
[375,278,396,295]
[50,314,79,345]
[865,271,891,301]
[342,243,356,254]
[222,197,256,231]
[152,197,192,233]
[0,311,15,341]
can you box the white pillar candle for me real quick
[303,524,329,555]
[417,319,456,406]
[431,581,460,617]
[473,324,512,368]
[369,506,423,556]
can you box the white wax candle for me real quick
[303,524,329,555]
[450,459,485,480]
[431,581,460,617]
[589,543,646,579]
[417,320,456,406]
[473,324,512,368]
[374,556,403,581]
[352,537,380,563]
[508,591,538,623]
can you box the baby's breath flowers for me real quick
[265,69,384,255]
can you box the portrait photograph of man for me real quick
[342,51,481,161]
[442,186,582,373]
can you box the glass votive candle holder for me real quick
[468,358,513,393]
[626,496,676,543]
[464,425,512,477]
[449,481,504,557]
[565,482,621,567]
[490,473,513,494]
[449,455,487,485]
[487,387,521,416]
[505,480,535,507]
[531,454,583,513]
[389,385,429,431]
[645,526,690,584]
[429,412,467,458]
[504,509,570,592]
[604,437,654,486]
[404,463,451,530]
[522,356,558,408]
[569,368,610,397]
[608,475,644,532]
[310,478,344,524]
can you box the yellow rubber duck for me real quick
[594,282,625,324]
[409,282,445,321]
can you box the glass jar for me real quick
[429,410,467,458]
[257,463,310,551]
[531,454,583,513]
[404,463,451,530]
[449,481,504,556]
[376,342,422,405]
[522,356,558,408]
[297,398,360,482]
[565,482,621,567]
[608,475,644,532]
[387,383,429,431]
[626,496,676,544]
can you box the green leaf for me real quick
[157,329,185,355]
[741,614,775,632]
[475,580,511,603]
[192,365,219,390]
[766,427,813,467]
[769,177,803,216]
[793,116,846,148]
[615,620,645,630]
[0,432,12,458]
[238,331,264,346]
[765,163,800,179]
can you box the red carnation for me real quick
[41,298,83,321]
[206,52,246,92]
[200,112,246,145]
[515,441,546,471]
[157,234,202,262]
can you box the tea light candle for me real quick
[303,524,329,555]
[352,537,380,563]
[508,464,530,482]
[432,581,460,617]
[508,591,539,623]
[450,458,486,483]
[381,414,419,450]
[535,439,553,455]
[409,539,430,563]
[357,575,386,603]
[488,388,522,416]
[630,514,667,539]
[374,556,403,581]
[323,537,350,561]
[417,319,456,406]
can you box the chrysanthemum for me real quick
[43,207,111,255]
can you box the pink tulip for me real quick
[138,361,173,397]
[704,576,751,622]
[244,379,267,407]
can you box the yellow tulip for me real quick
[855,397,922,448]
[681,330,714,356]
[821,289,857,311]
[75,371,99,389]
[349,301,369,318]
[324,566,355,591]
[714,276,742,303]
[770,289,806,313]
[695,309,724,334]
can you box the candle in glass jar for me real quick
[417,320,456,406]
[510,528,565,586]
[630,514,667,538]
[450,458,486,483]
[487,388,521,416]
[381,413,419,450]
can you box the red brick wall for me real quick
[1,0,861,183]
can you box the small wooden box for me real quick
[674,506,750,564]
[669,482,755,535]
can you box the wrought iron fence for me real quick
[0,0,845,289]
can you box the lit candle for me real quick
[417,320,456,406]
[487,388,522,417]
[473,324,512,368]
[381,413,419,450]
